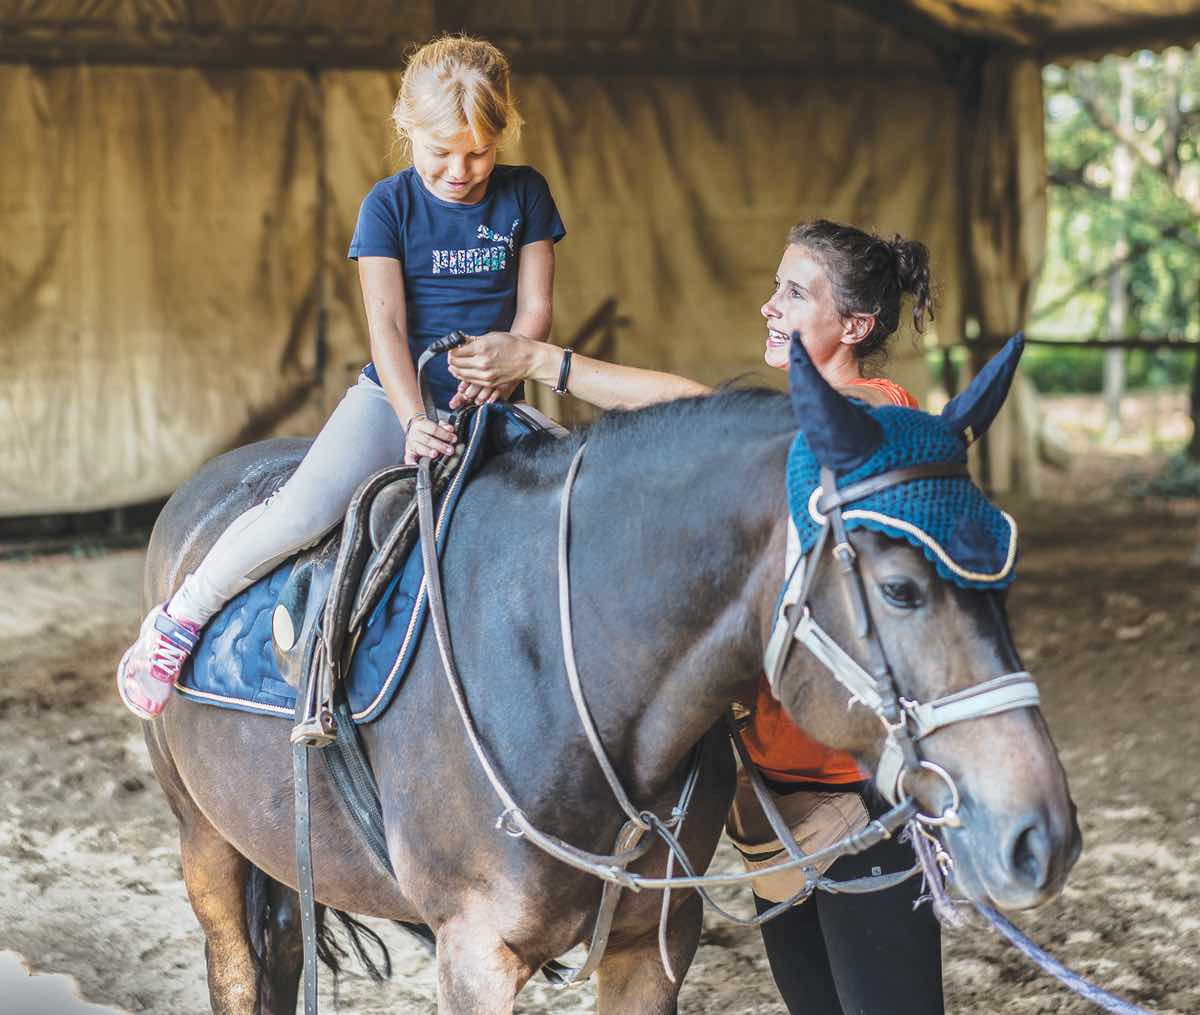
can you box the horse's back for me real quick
[144,437,311,605]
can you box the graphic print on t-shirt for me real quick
[432,217,522,275]
[476,218,519,252]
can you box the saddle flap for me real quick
[320,464,414,667]
[272,533,340,689]
[348,414,477,633]
[368,472,418,552]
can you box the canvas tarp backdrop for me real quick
[2,2,1037,516]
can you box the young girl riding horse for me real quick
[117,34,565,718]
[446,218,944,1014]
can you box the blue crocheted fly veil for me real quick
[786,335,1025,590]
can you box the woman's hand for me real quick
[448,379,520,410]
[448,332,542,393]
[403,413,457,465]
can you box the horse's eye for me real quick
[880,579,923,609]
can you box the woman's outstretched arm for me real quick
[448,331,710,411]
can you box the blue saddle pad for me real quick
[176,404,525,723]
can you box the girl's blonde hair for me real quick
[392,34,522,149]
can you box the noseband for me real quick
[762,464,1041,824]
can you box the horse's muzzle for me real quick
[945,801,1082,911]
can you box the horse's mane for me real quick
[499,387,794,488]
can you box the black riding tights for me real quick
[755,826,944,1015]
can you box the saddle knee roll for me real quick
[272,537,339,689]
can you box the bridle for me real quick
[762,463,1041,823]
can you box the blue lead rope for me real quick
[913,833,1158,1014]
[972,903,1158,1015]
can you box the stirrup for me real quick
[290,708,337,748]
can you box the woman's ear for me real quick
[841,313,877,346]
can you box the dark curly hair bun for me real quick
[787,220,936,361]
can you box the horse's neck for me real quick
[570,430,791,799]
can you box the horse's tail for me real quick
[243,864,393,1000]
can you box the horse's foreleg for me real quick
[179,815,260,1015]
[596,892,703,1015]
[435,912,533,1014]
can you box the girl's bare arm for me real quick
[357,256,455,459]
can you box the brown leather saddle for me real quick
[279,402,566,746]
[280,413,476,747]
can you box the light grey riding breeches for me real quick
[169,375,408,625]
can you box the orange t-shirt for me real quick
[845,377,919,409]
[743,376,918,784]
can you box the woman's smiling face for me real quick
[761,244,866,371]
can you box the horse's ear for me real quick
[941,333,1025,445]
[789,333,884,474]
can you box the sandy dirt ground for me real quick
[1,433,1198,1014]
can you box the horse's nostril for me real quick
[1009,817,1052,889]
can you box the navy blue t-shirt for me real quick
[348,164,566,410]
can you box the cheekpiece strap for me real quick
[762,521,806,694]
[791,612,884,713]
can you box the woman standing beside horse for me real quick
[447,218,944,1014]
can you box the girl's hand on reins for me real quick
[404,413,457,464]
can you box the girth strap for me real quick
[323,698,392,875]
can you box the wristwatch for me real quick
[554,347,574,395]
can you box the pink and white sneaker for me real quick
[116,603,202,720]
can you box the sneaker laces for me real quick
[150,637,193,682]
[146,612,201,684]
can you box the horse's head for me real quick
[767,335,1081,910]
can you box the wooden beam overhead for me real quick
[2,2,1200,72]
[828,0,975,61]
[1041,11,1200,62]
[903,0,1054,47]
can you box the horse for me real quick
[140,336,1081,1014]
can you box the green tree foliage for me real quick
[1037,48,1200,357]
[1020,344,1189,394]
